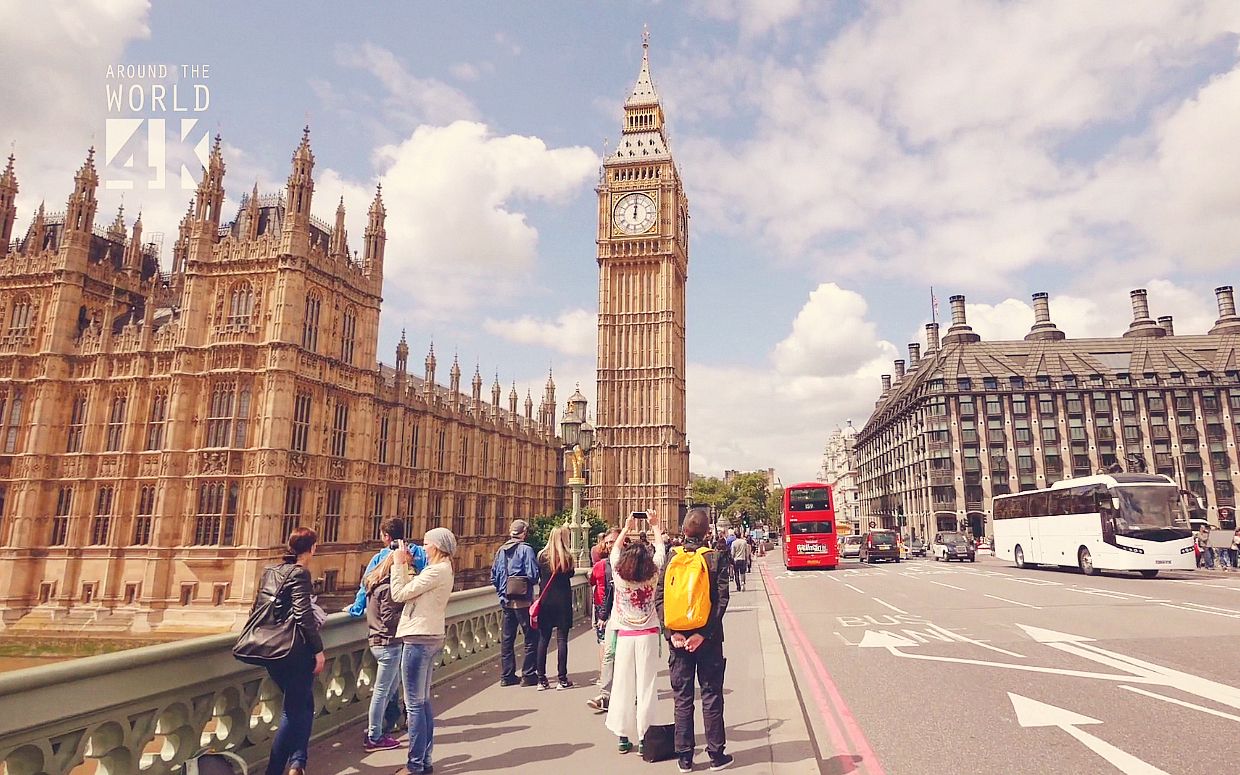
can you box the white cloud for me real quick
[482,309,596,356]
[450,62,491,82]
[335,43,480,129]
[772,283,897,376]
[691,0,829,39]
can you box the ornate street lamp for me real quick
[560,385,593,567]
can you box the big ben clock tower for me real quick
[593,31,690,526]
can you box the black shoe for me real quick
[557,679,575,690]
[537,677,551,690]
[499,676,520,687]
[708,752,734,771]
[520,675,539,687]
[677,754,693,773]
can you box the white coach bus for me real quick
[993,474,1195,578]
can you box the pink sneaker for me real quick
[364,734,401,752]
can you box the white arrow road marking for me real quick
[1008,693,1169,775]
[922,622,1025,658]
[1119,685,1240,723]
[984,593,1042,609]
[858,630,917,648]
[1015,624,1240,711]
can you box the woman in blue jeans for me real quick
[363,550,404,750]
[390,527,457,775]
[261,527,325,775]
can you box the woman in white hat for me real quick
[390,527,457,775]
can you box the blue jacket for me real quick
[490,538,538,607]
[347,544,428,617]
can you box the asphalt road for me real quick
[760,551,1240,775]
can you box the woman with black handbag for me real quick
[238,527,325,775]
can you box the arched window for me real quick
[227,283,254,327]
[145,390,168,451]
[302,294,321,351]
[0,389,23,454]
[206,383,235,448]
[105,394,127,452]
[7,295,34,336]
[341,307,357,365]
[67,393,88,453]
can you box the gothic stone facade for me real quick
[593,38,691,525]
[857,288,1240,542]
[0,135,563,635]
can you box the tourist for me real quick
[361,543,404,751]
[261,527,325,775]
[535,525,576,690]
[605,509,666,754]
[587,528,620,712]
[731,531,752,592]
[491,519,540,686]
[347,519,427,617]
[658,507,733,772]
[390,527,457,775]
[1198,525,1215,569]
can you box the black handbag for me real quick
[641,723,677,762]
[233,567,299,665]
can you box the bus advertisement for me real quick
[993,473,1195,578]
[782,482,838,570]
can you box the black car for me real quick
[860,530,901,563]
[933,532,976,562]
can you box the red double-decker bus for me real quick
[782,482,838,570]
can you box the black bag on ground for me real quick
[641,723,677,763]
[232,566,298,665]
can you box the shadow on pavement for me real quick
[433,723,531,746]
[821,753,864,774]
[436,708,531,727]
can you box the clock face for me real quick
[613,192,657,235]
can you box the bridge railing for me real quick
[0,573,590,775]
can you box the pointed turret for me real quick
[471,364,483,409]
[0,152,16,248]
[241,182,260,240]
[65,146,99,234]
[171,198,193,276]
[612,27,670,161]
[109,203,127,241]
[424,342,437,394]
[395,329,409,374]
[27,201,46,253]
[194,134,225,233]
[124,210,144,273]
[330,196,348,258]
[509,382,519,416]
[525,389,534,420]
[492,374,502,408]
[450,354,462,397]
[364,183,386,282]
[287,126,315,218]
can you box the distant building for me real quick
[723,468,777,487]
[856,289,1240,541]
[822,423,861,534]
[0,136,563,636]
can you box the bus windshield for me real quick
[1114,486,1189,539]
[789,488,831,511]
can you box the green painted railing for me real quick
[0,573,590,775]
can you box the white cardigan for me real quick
[390,560,454,638]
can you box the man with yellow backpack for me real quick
[656,507,733,773]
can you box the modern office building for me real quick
[0,135,563,636]
[856,288,1240,541]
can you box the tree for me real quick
[526,508,606,555]
[689,476,733,514]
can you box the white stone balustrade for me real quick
[0,573,589,775]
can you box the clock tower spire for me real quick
[593,29,690,526]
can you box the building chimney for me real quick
[894,359,906,381]
[925,322,940,355]
[908,342,921,370]
[942,294,981,345]
[881,374,892,393]
[1124,288,1165,338]
[1157,316,1175,336]
[1210,285,1240,335]
[1025,291,1066,341]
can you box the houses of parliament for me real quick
[0,132,566,635]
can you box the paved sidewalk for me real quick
[310,555,818,774]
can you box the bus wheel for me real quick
[1139,569,1159,579]
[1078,546,1099,576]
[1014,545,1026,569]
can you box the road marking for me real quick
[1119,685,1240,723]
[763,565,886,774]
[984,594,1042,609]
[1065,587,1132,600]
[923,622,1025,658]
[844,584,865,594]
[1008,693,1169,775]
[1159,602,1240,618]
[1068,586,1159,600]
[1171,600,1240,615]
[928,580,966,591]
[825,574,843,583]
[1168,579,1240,591]
[872,598,908,614]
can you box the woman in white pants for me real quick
[606,509,667,754]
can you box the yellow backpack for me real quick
[663,546,712,630]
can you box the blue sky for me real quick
[3,1,1240,479]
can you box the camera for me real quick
[631,511,647,520]
[389,541,401,551]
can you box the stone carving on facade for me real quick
[289,453,307,477]
[200,451,229,475]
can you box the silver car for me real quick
[840,534,863,559]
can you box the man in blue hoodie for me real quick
[491,518,540,687]
[347,518,427,616]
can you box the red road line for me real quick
[762,563,887,775]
